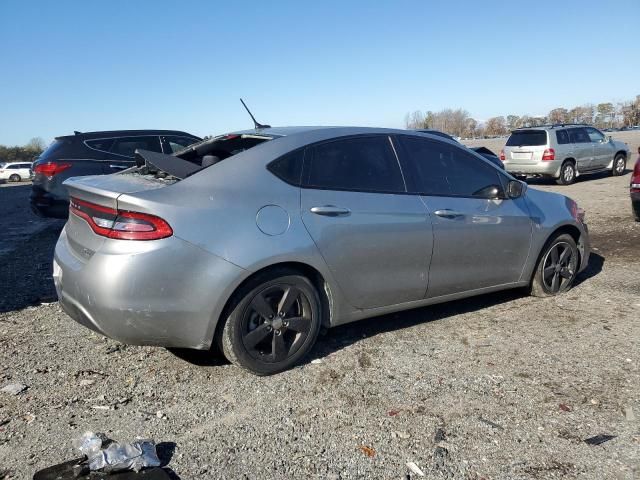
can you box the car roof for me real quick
[225,125,449,139]
[56,130,200,140]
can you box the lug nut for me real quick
[279,311,285,317]
[266,325,272,332]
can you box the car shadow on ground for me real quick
[171,253,606,369]
[525,169,627,186]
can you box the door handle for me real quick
[434,209,465,219]
[310,205,351,217]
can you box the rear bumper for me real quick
[54,227,246,349]
[504,161,560,177]
[30,186,69,218]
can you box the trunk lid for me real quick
[63,170,176,259]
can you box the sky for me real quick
[0,0,638,145]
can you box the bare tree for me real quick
[26,137,47,152]
[484,116,507,136]
[548,108,569,124]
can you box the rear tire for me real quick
[220,269,322,375]
[611,154,626,176]
[556,161,576,185]
[530,233,579,297]
[633,201,640,222]
[9,174,20,182]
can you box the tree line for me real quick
[0,137,46,163]
[405,95,640,138]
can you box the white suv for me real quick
[0,162,32,182]
[500,125,630,185]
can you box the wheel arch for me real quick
[213,261,333,348]
[529,224,583,284]
[614,150,627,159]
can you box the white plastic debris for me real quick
[1,383,28,395]
[73,431,161,473]
[311,359,323,364]
[406,461,425,476]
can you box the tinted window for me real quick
[556,130,570,144]
[85,138,115,153]
[165,136,197,153]
[506,130,547,146]
[268,149,304,185]
[399,136,503,197]
[39,139,67,161]
[304,136,405,193]
[585,127,605,143]
[568,128,590,143]
[110,136,162,157]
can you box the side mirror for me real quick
[507,179,526,199]
[473,184,503,199]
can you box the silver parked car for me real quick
[53,127,590,375]
[500,125,629,185]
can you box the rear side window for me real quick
[110,136,162,158]
[399,136,503,197]
[506,130,547,146]
[267,149,304,185]
[568,128,590,143]
[164,136,197,154]
[85,138,115,153]
[556,130,570,144]
[303,136,405,193]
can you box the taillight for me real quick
[542,148,555,161]
[499,149,505,161]
[69,197,172,241]
[34,162,72,177]
[632,161,640,192]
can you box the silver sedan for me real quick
[53,127,590,375]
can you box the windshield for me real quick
[506,130,547,147]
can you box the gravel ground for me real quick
[0,171,638,479]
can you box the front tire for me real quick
[530,233,579,297]
[220,270,322,375]
[611,154,626,176]
[556,161,576,185]
[9,174,21,182]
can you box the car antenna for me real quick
[240,98,271,129]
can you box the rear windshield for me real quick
[506,130,547,147]
[178,134,272,166]
[38,139,67,162]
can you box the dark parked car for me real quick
[414,129,504,169]
[31,130,201,218]
[631,148,640,221]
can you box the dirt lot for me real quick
[0,168,638,479]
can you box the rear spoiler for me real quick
[134,149,201,180]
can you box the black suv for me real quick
[31,130,201,218]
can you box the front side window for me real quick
[303,136,405,193]
[585,127,605,143]
[399,136,503,197]
[110,136,162,158]
[568,128,590,143]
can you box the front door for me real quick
[395,135,532,298]
[299,135,433,309]
[586,127,614,169]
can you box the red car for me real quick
[632,148,640,221]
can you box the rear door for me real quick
[396,135,532,298]
[103,135,163,173]
[567,127,594,170]
[300,135,433,309]
[585,127,614,169]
